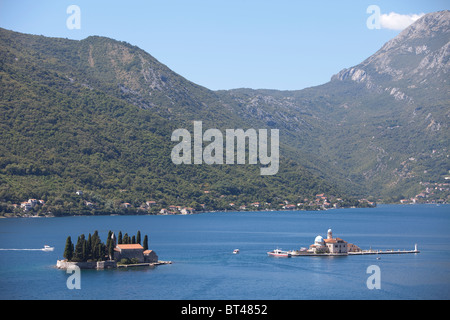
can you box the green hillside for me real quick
[1,11,448,216]
[0,28,351,216]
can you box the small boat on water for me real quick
[42,245,54,252]
[233,249,240,254]
[267,248,291,258]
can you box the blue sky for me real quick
[0,0,448,90]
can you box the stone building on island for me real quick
[114,244,158,263]
[308,229,361,255]
[111,232,158,264]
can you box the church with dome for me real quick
[308,229,361,255]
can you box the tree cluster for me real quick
[63,230,149,262]
[117,230,148,251]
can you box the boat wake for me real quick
[0,249,42,251]
[0,245,54,252]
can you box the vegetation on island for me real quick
[63,230,148,262]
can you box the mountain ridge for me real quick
[0,10,449,215]
[221,10,449,199]
[0,26,351,216]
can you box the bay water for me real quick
[0,204,449,300]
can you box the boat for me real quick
[42,245,54,252]
[267,248,291,258]
[233,249,240,254]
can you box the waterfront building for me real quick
[114,244,159,263]
[114,244,145,263]
[309,235,328,253]
[143,250,158,263]
[308,229,349,254]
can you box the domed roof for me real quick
[315,235,324,243]
[328,228,332,233]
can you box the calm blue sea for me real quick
[0,204,449,300]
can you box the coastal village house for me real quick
[20,199,44,211]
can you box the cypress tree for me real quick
[87,233,92,260]
[118,231,122,244]
[92,230,99,247]
[73,235,85,262]
[108,242,114,260]
[106,230,112,249]
[91,231,101,260]
[82,239,88,262]
[143,235,148,251]
[132,235,136,244]
[97,243,105,261]
[136,231,141,245]
[63,236,73,261]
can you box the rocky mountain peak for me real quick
[390,10,450,44]
[332,10,449,88]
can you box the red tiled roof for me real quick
[117,244,143,250]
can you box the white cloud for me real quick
[380,12,425,30]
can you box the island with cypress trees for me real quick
[56,230,171,269]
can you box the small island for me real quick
[56,230,171,270]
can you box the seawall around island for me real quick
[56,259,172,270]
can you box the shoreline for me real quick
[56,259,172,270]
[1,203,449,219]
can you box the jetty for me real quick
[117,261,172,268]
[348,245,420,256]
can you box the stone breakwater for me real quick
[56,260,117,270]
[56,259,172,270]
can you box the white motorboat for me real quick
[42,245,54,252]
[267,248,291,258]
[233,249,240,254]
